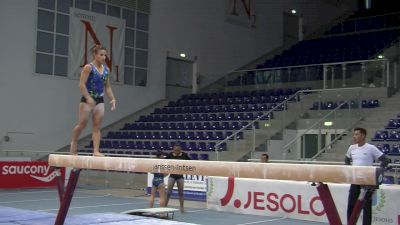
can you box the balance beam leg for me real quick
[56,169,64,202]
[348,189,375,225]
[316,183,343,225]
[54,169,81,225]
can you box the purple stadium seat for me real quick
[371,130,388,141]
[199,153,209,160]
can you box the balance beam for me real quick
[49,154,383,185]
[48,154,384,225]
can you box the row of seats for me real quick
[382,175,400,184]
[227,69,322,86]
[180,88,304,100]
[104,131,244,141]
[327,13,400,35]
[121,121,260,131]
[78,149,211,160]
[263,30,399,68]
[153,104,281,114]
[87,88,287,153]
[167,95,293,107]
[85,140,228,151]
[137,112,274,122]
[375,143,400,155]
[227,29,400,86]
[372,130,400,142]
[309,99,379,110]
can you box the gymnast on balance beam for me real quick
[69,45,116,157]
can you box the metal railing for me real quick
[282,88,362,160]
[214,87,365,161]
[221,58,398,92]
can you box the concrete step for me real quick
[316,88,400,162]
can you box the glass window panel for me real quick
[38,0,55,10]
[75,0,90,10]
[54,56,68,76]
[55,35,69,55]
[56,14,69,34]
[124,67,133,85]
[137,12,149,31]
[136,31,148,49]
[36,53,53,75]
[57,0,72,13]
[125,29,135,47]
[135,68,147,86]
[135,50,148,68]
[107,5,121,18]
[122,9,135,28]
[37,31,54,53]
[38,10,55,32]
[124,48,134,66]
[92,1,106,14]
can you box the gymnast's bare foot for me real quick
[180,207,186,213]
[93,151,104,157]
[70,142,78,155]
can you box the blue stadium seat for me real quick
[190,153,199,160]
[371,130,388,141]
[388,130,400,141]
[382,176,394,184]
[199,153,209,160]
[390,144,400,155]
[385,119,400,129]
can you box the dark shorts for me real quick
[169,174,184,180]
[81,96,104,105]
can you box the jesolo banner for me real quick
[207,177,399,225]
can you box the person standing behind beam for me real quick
[165,142,191,213]
[345,127,389,225]
[260,153,269,163]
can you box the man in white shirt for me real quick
[345,127,389,225]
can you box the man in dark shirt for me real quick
[165,142,190,212]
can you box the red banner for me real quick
[0,161,65,188]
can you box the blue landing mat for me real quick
[0,206,54,223]
[0,206,197,225]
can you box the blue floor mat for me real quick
[0,206,54,223]
[0,206,197,225]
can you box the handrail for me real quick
[281,88,362,158]
[215,87,364,160]
[247,159,400,168]
[213,89,302,160]
[282,100,348,150]
[231,58,387,73]
[309,128,351,160]
[337,11,400,23]
[1,150,155,159]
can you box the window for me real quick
[75,0,90,10]
[35,0,149,86]
[92,1,105,14]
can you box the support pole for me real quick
[54,169,81,225]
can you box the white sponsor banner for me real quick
[68,8,125,83]
[147,173,207,192]
[207,177,400,225]
[147,173,207,200]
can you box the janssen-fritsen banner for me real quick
[0,161,65,188]
[147,173,207,201]
[207,177,400,225]
[68,8,125,83]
